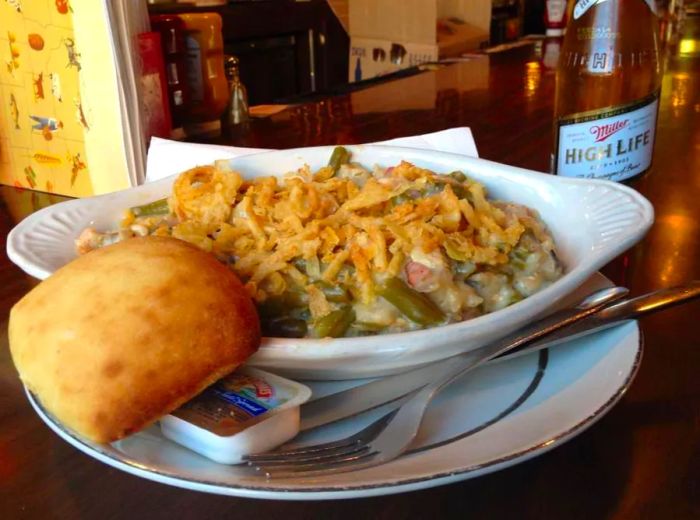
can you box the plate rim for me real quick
[26,322,643,500]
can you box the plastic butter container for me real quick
[160,367,312,464]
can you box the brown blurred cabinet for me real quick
[149,1,349,105]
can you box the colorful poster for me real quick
[0,0,96,196]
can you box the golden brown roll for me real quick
[9,236,260,443]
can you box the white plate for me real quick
[7,146,653,378]
[26,319,641,500]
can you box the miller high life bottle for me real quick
[553,0,661,182]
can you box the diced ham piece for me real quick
[405,261,434,291]
[75,227,101,255]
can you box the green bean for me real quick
[428,173,468,199]
[433,173,469,199]
[258,292,307,319]
[390,192,415,206]
[313,306,355,338]
[509,247,530,271]
[292,258,307,273]
[263,318,308,338]
[511,247,529,261]
[422,182,444,196]
[328,146,351,174]
[378,277,445,326]
[453,260,476,276]
[451,184,468,199]
[130,198,170,217]
[447,171,467,183]
[510,292,524,305]
[313,280,350,303]
[352,321,385,332]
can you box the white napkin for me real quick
[145,127,479,183]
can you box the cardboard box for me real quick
[349,0,439,44]
[437,18,489,57]
[349,37,439,83]
[348,0,491,82]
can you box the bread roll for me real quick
[9,236,260,443]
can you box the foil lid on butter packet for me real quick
[172,372,291,436]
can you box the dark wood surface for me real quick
[2,21,700,520]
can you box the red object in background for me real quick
[150,15,190,128]
[544,0,568,36]
[55,0,69,14]
[137,32,172,139]
[541,35,563,69]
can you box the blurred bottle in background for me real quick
[553,0,661,183]
[220,55,249,136]
[658,0,688,47]
[491,0,522,44]
[544,0,568,36]
[538,0,567,71]
[150,15,190,129]
[178,12,228,131]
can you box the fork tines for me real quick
[242,410,397,478]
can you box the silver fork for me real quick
[243,286,627,478]
[243,399,411,478]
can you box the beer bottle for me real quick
[553,0,661,182]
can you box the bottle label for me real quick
[574,0,608,19]
[574,0,656,19]
[184,35,204,103]
[555,91,659,182]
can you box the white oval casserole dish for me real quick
[7,145,653,379]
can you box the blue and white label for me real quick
[574,0,655,18]
[213,388,269,417]
[556,92,659,182]
[574,0,609,19]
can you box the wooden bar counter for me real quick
[1,23,699,519]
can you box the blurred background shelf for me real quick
[148,0,349,105]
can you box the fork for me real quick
[243,286,627,478]
[244,400,409,478]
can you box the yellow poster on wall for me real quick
[0,0,132,197]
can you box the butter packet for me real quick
[160,367,311,464]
